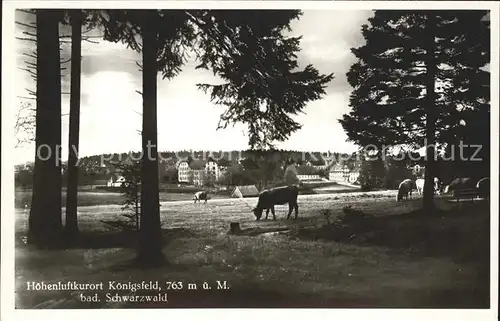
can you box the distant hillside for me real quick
[69,149,359,167]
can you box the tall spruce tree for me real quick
[65,10,84,241]
[28,10,64,247]
[340,10,490,212]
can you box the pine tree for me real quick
[340,10,490,211]
[20,9,103,247]
[65,10,84,241]
[284,164,300,185]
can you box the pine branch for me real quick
[135,61,143,72]
[17,9,35,15]
[18,68,36,76]
[17,96,36,100]
[83,38,100,44]
[185,12,243,67]
[59,34,102,39]
[22,52,37,59]
[24,60,36,67]
[15,21,36,29]
[22,31,37,37]
[17,35,71,44]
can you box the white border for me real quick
[2,1,499,321]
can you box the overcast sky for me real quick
[14,10,374,164]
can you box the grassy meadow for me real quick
[13,181,354,209]
[13,190,490,309]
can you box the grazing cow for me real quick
[415,178,425,195]
[477,177,490,199]
[193,191,210,204]
[397,179,415,201]
[252,185,299,221]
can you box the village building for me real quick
[107,174,126,187]
[205,160,220,183]
[177,160,191,183]
[297,174,322,181]
[313,165,328,171]
[296,164,322,181]
[176,158,222,186]
[348,168,361,184]
[329,164,348,181]
[189,159,206,186]
[329,164,360,184]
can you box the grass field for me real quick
[13,191,490,309]
[14,182,358,209]
[14,189,228,209]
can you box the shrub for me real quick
[101,160,141,232]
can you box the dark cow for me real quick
[253,185,299,221]
[193,191,210,204]
[397,179,416,201]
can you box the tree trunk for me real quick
[136,10,165,266]
[229,222,242,234]
[135,193,140,231]
[423,12,437,213]
[28,10,63,248]
[65,10,83,241]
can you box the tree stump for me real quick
[229,222,242,235]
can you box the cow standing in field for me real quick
[193,191,210,204]
[252,185,299,221]
[397,179,416,201]
[416,177,441,195]
[415,178,425,195]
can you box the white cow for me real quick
[415,178,425,195]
